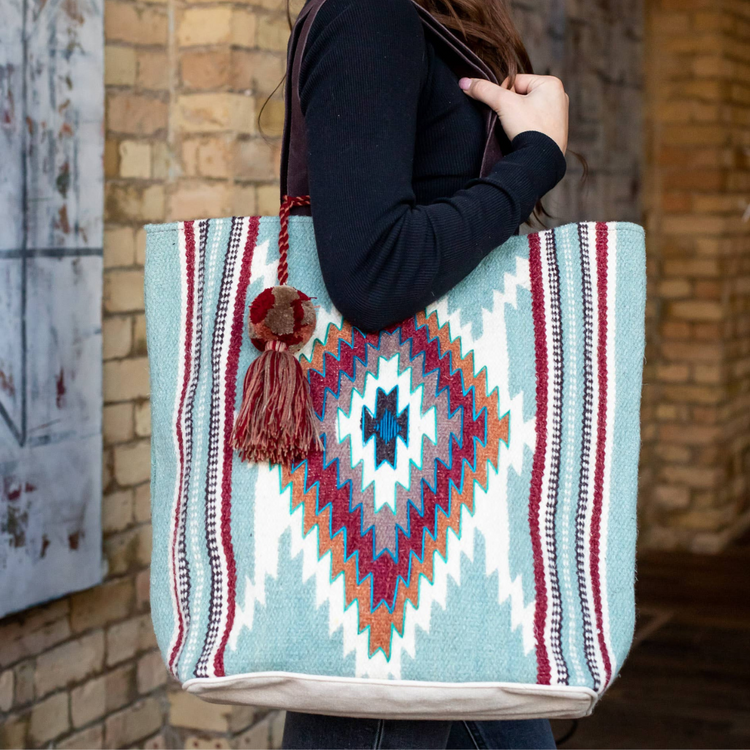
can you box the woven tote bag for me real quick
[144,0,646,720]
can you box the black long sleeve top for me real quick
[299,0,567,331]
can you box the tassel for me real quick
[232,339,321,465]
[232,195,321,466]
[231,284,321,465]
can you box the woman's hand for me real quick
[459,74,569,155]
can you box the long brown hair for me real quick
[412,0,533,84]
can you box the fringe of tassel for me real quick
[231,343,322,465]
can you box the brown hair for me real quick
[412,0,534,84]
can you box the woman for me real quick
[282,0,568,746]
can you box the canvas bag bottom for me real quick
[183,671,598,720]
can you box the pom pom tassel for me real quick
[231,340,321,465]
[231,195,320,466]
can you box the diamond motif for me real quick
[281,312,509,656]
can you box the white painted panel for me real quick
[0,0,104,617]
[25,0,104,251]
[26,256,103,445]
[0,0,25,253]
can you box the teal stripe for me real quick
[144,222,183,669]
[605,224,645,675]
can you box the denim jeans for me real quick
[282,712,557,749]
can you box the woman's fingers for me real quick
[459,77,516,110]
[508,74,544,94]
[459,74,563,104]
[458,74,569,155]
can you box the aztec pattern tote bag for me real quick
[144,0,646,720]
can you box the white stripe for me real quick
[182,220,216,677]
[573,222,599,688]
[544,229,568,684]
[538,230,558,684]
[206,216,252,674]
[197,218,243,677]
[582,222,606,688]
[547,230,568,684]
[174,222,209,677]
[559,227,585,685]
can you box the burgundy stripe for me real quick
[528,232,551,685]
[591,222,613,686]
[213,217,260,676]
[168,221,197,674]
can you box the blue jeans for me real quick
[282,712,557,749]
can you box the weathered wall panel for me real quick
[0,0,104,617]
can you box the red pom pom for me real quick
[248,285,316,353]
[231,285,321,465]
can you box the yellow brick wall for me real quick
[0,1,296,747]
[5,0,750,745]
[642,0,750,552]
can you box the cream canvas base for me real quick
[183,672,598,720]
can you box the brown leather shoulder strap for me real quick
[279,0,328,204]
[279,0,504,206]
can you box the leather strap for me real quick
[279,0,505,209]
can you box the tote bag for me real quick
[144,0,646,720]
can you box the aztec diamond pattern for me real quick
[145,216,645,713]
[282,317,510,656]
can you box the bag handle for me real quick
[279,0,505,209]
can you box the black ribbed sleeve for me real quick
[299,0,567,331]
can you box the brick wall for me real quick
[19,0,748,745]
[641,0,750,552]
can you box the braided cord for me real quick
[278,195,311,286]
